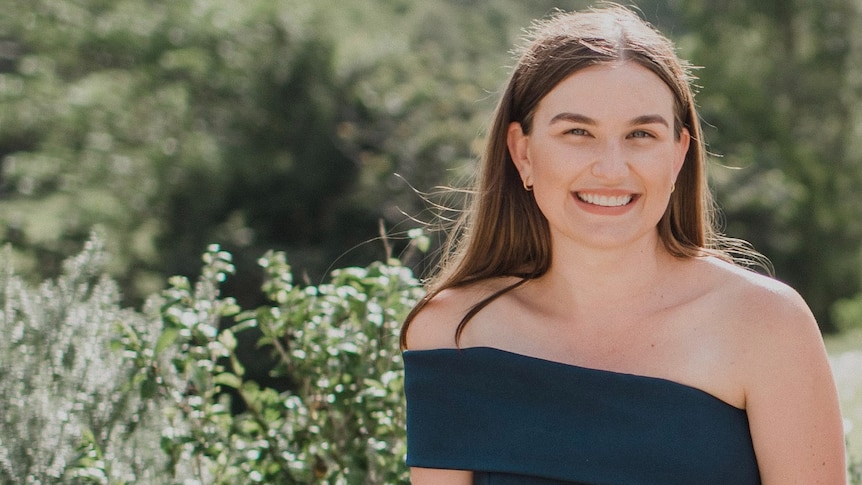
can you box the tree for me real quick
[640,0,862,331]
[2,0,861,330]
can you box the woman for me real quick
[400,5,846,485]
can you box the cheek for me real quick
[532,164,577,191]
[633,146,682,176]
[528,145,588,180]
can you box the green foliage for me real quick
[0,0,565,302]
[5,0,862,332]
[0,234,422,483]
[120,243,421,483]
[654,0,862,331]
[0,0,373,301]
[238,251,420,483]
[0,233,168,483]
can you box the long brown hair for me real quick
[400,6,762,349]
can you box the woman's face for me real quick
[507,61,690,253]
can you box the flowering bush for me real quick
[0,237,167,483]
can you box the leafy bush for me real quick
[138,246,421,484]
[0,235,420,483]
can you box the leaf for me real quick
[140,375,158,399]
[155,326,180,355]
[214,372,242,390]
[230,354,246,377]
[218,329,237,352]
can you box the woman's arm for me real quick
[742,285,846,484]
[410,467,473,484]
[404,289,482,485]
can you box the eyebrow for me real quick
[630,114,669,127]
[548,112,670,128]
[549,113,597,125]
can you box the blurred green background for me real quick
[2,1,862,479]
[3,0,862,335]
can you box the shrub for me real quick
[138,246,421,484]
[0,236,169,483]
[0,236,421,483]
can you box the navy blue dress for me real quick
[403,347,761,484]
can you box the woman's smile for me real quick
[573,190,640,216]
[575,191,636,208]
[575,192,637,207]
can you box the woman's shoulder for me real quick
[695,263,844,481]
[696,256,812,326]
[694,256,822,372]
[403,277,522,351]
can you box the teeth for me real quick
[577,192,633,207]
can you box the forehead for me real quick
[534,62,676,123]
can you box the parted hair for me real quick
[400,5,758,349]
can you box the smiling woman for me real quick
[400,5,847,485]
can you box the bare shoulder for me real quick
[403,277,520,350]
[680,256,824,394]
[698,257,815,333]
[684,257,824,388]
[696,260,846,480]
[702,256,826,376]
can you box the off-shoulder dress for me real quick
[403,346,761,484]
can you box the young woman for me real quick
[400,6,846,485]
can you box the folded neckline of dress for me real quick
[403,346,744,411]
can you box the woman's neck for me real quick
[529,232,681,320]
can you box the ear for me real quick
[673,127,691,179]
[507,122,532,184]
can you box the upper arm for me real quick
[403,287,479,350]
[404,289,478,483]
[741,286,846,484]
[410,467,473,484]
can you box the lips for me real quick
[576,192,634,207]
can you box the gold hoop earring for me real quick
[523,180,533,192]
[671,182,676,193]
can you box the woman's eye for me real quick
[566,128,589,136]
[629,130,654,139]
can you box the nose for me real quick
[590,142,629,180]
